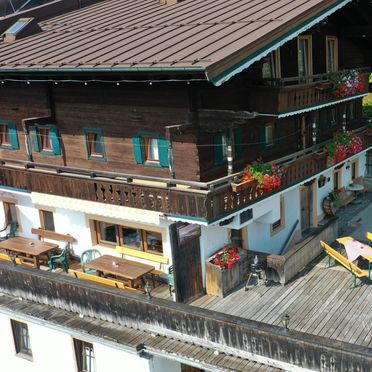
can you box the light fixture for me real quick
[282,314,290,330]
[144,281,153,299]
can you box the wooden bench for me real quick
[320,240,367,288]
[31,228,74,244]
[0,252,34,268]
[115,246,169,286]
[68,269,136,292]
[366,232,372,244]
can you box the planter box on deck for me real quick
[206,247,247,298]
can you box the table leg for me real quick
[34,256,39,269]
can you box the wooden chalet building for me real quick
[0,0,371,370]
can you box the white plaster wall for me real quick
[150,355,181,372]
[0,312,156,372]
[0,313,77,372]
[199,225,229,285]
[246,188,300,255]
[94,343,150,372]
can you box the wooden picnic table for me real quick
[84,255,155,288]
[0,236,59,269]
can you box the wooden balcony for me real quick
[248,68,370,115]
[0,127,371,223]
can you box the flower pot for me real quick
[231,179,255,193]
[326,156,335,168]
[206,246,247,298]
[322,197,336,216]
[313,149,327,160]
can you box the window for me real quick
[271,197,285,234]
[3,201,17,224]
[143,136,160,163]
[39,210,55,231]
[95,220,163,255]
[11,320,32,359]
[326,36,338,73]
[298,35,313,78]
[132,134,169,167]
[347,101,356,122]
[31,125,60,155]
[328,108,337,127]
[5,18,32,35]
[84,128,106,161]
[96,221,118,245]
[0,121,19,149]
[74,339,96,372]
[265,123,274,146]
[213,129,242,165]
[334,169,341,190]
[262,49,281,79]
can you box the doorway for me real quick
[300,186,313,233]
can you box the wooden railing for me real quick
[0,128,371,222]
[249,68,369,115]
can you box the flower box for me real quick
[205,245,247,298]
[231,179,255,193]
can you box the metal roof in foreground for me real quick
[0,0,353,85]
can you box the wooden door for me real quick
[300,187,311,232]
[170,222,203,303]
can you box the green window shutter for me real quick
[132,136,143,164]
[30,126,40,152]
[275,123,281,145]
[259,126,266,149]
[213,134,223,165]
[8,123,19,149]
[234,128,242,159]
[158,138,169,167]
[50,127,61,155]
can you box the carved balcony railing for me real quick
[248,67,370,115]
[0,127,371,222]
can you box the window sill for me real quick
[15,352,33,362]
[87,155,107,162]
[39,150,58,156]
[0,145,16,150]
[143,161,162,168]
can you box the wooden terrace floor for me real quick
[191,256,372,348]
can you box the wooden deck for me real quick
[191,256,372,348]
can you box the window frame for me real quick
[84,128,106,161]
[351,160,358,181]
[326,36,338,74]
[297,35,313,78]
[73,338,96,372]
[0,121,19,150]
[132,133,169,168]
[142,136,160,164]
[10,319,33,360]
[31,124,60,156]
[3,201,18,225]
[262,49,281,79]
[39,209,55,232]
[265,123,275,147]
[271,197,285,235]
[95,220,164,255]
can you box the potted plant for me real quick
[322,189,342,216]
[318,175,326,188]
[326,131,363,164]
[231,161,285,193]
[206,245,247,298]
[329,69,368,98]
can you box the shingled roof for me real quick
[0,0,353,85]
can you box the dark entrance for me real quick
[169,222,203,303]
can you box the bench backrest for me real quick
[366,232,372,242]
[31,228,74,243]
[115,246,169,266]
[68,269,136,291]
[320,240,365,277]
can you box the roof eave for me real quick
[206,0,353,86]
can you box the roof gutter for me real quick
[207,0,353,86]
[0,66,206,74]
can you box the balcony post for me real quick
[227,127,233,175]
[342,113,347,132]
[312,120,317,145]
